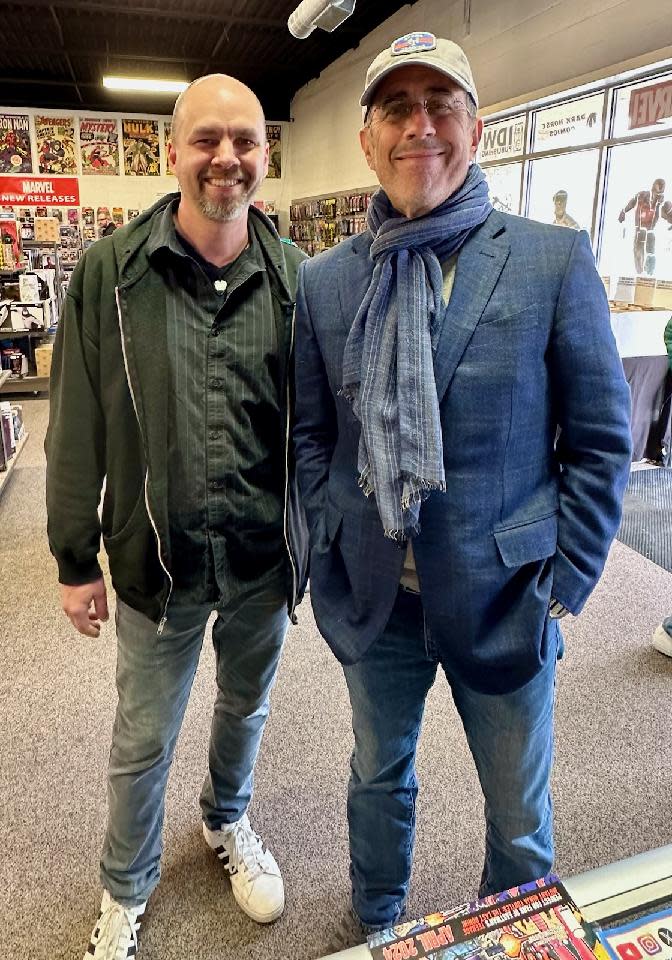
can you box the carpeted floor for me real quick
[617,467,672,573]
[1,398,671,960]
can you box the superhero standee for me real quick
[618,178,672,274]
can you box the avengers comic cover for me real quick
[35,115,77,174]
[122,119,160,176]
[367,875,609,960]
[79,117,119,175]
[0,114,32,173]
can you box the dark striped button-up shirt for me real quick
[146,200,285,605]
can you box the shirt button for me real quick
[209,479,223,491]
[209,430,221,441]
[210,377,222,389]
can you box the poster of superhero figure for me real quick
[0,114,32,173]
[163,121,174,176]
[35,115,77,174]
[122,119,160,176]
[266,124,281,179]
[79,117,119,176]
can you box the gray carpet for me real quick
[617,468,672,573]
[1,398,671,960]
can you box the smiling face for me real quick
[169,75,269,223]
[360,64,482,219]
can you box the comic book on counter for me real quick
[367,874,610,960]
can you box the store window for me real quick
[527,150,600,235]
[612,72,672,138]
[484,162,523,215]
[478,115,526,164]
[532,93,605,151]
[600,136,672,280]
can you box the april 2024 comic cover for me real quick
[367,875,609,960]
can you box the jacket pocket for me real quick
[104,490,147,545]
[493,513,558,567]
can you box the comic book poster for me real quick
[367,875,610,960]
[266,123,281,179]
[163,120,174,176]
[35,115,77,174]
[79,117,119,176]
[0,114,32,173]
[122,119,160,176]
[112,207,123,226]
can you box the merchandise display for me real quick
[290,188,375,255]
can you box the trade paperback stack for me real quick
[367,875,609,960]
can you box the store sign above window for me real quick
[628,77,672,130]
[0,175,80,205]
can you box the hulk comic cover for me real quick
[122,119,160,176]
[0,114,32,173]
[367,876,609,960]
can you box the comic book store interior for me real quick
[0,0,671,958]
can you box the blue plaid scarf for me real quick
[341,163,492,540]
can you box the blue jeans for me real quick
[100,575,288,906]
[342,589,560,927]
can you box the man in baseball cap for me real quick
[294,31,631,952]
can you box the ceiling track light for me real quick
[102,76,189,94]
[288,0,356,40]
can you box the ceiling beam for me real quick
[49,4,84,102]
[6,0,288,27]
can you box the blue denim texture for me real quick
[343,589,559,927]
[100,575,288,906]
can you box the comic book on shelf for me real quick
[367,875,609,960]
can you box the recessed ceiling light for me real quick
[103,76,189,93]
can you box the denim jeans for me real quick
[342,588,560,927]
[100,574,288,906]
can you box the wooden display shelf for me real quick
[0,430,28,501]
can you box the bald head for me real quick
[171,74,266,146]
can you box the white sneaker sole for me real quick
[652,624,672,657]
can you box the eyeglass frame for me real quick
[364,92,477,127]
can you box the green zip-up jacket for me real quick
[45,193,309,625]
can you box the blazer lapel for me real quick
[337,231,374,333]
[434,213,510,403]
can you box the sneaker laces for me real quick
[228,815,270,881]
[94,899,140,960]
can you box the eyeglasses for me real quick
[370,95,474,125]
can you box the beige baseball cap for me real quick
[360,32,478,110]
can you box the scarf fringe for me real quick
[401,478,446,511]
[384,520,422,543]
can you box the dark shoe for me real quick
[326,908,375,954]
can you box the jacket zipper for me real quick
[115,285,173,634]
[283,304,298,623]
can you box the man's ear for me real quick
[470,117,484,159]
[359,126,375,171]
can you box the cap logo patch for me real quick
[391,32,437,56]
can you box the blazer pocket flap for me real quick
[493,514,558,567]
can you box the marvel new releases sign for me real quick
[0,175,80,205]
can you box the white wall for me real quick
[286,0,672,203]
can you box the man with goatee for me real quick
[45,74,307,958]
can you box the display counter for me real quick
[322,843,672,959]
[610,310,671,463]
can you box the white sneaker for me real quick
[84,889,145,959]
[652,619,672,657]
[203,813,284,923]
